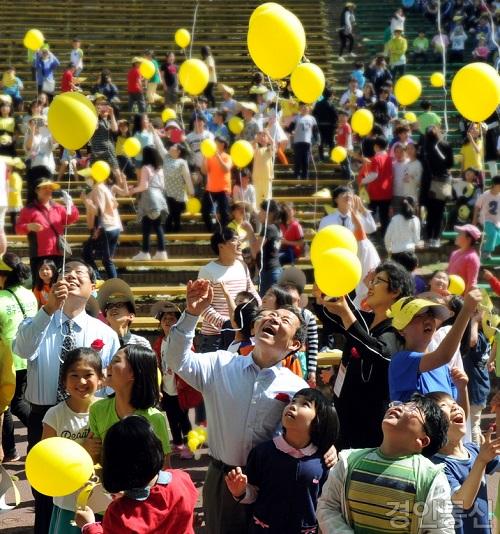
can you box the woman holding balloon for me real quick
[314,255,413,450]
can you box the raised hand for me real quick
[225,467,247,498]
[186,279,213,316]
[44,279,70,315]
[463,288,483,314]
[478,428,500,465]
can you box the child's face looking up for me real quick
[434,395,466,439]
[401,310,439,345]
[282,395,316,434]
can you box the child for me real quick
[473,175,500,260]
[472,35,490,61]
[151,301,196,459]
[391,142,410,210]
[291,103,319,179]
[225,388,338,533]
[412,31,429,62]
[402,142,422,210]
[232,168,257,213]
[75,416,198,534]
[317,394,454,532]
[334,110,353,181]
[449,23,467,62]
[69,38,83,76]
[432,30,450,60]
[384,197,421,255]
[89,345,171,462]
[33,259,58,308]
[448,224,481,290]
[115,119,135,181]
[227,202,250,248]
[252,130,275,205]
[429,391,500,533]
[388,289,482,403]
[451,168,481,227]
[350,62,365,89]
[42,348,103,534]
[460,123,484,177]
[96,279,151,348]
[1,66,24,111]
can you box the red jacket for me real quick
[82,470,198,534]
[366,151,393,201]
[16,201,79,257]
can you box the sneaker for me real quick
[152,250,168,261]
[180,447,194,460]
[338,55,346,62]
[132,251,151,261]
[430,239,441,249]
[3,453,21,462]
[349,52,357,57]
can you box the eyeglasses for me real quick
[105,302,128,312]
[60,267,90,279]
[388,401,429,435]
[369,276,390,286]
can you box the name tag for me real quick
[333,363,347,397]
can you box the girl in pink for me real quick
[448,224,481,292]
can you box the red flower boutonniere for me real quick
[274,392,290,403]
[350,347,360,359]
[91,339,105,351]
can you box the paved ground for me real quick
[2,418,499,533]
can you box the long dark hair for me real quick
[201,45,212,59]
[141,146,163,170]
[102,416,164,493]
[35,259,58,290]
[399,197,416,220]
[132,113,148,135]
[0,252,31,288]
[120,344,160,409]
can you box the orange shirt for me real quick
[206,152,232,193]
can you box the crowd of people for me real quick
[0,0,499,533]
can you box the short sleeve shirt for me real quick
[206,153,232,193]
[475,191,500,227]
[389,350,455,402]
[258,223,282,271]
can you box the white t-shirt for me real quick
[476,190,500,227]
[402,159,423,200]
[161,337,177,395]
[392,158,410,197]
[450,32,467,50]
[428,325,464,372]
[70,48,83,70]
[384,214,421,253]
[42,401,91,511]
[186,130,214,169]
[318,210,377,234]
[205,55,217,84]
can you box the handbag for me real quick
[36,206,73,256]
[42,78,55,94]
[429,177,452,201]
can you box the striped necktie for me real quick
[56,319,76,402]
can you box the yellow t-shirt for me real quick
[460,139,483,171]
[115,135,127,157]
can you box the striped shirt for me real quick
[302,308,318,374]
[198,260,261,336]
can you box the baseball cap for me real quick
[388,297,452,330]
[454,224,481,241]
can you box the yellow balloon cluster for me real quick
[179,58,209,95]
[201,138,217,158]
[310,224,358,265]
[247,3,306,79]
[351,108,374,136]
[451,63,500,122]
[26,437,94,497]
[290,63,325,104]
[230,140,254,168]
[186,197,202,214]
[23,29,44,51]
[394,75,422,106]
[330,146,347,163]
[47,92,98,150]
[315,248,362,298]
[187,427,208,453]
[175,28,191,49]
[91,161,110,183]
[123,137,141,158]
[430,72,445,88]
[448,274,465,296]
[161,108,176,123]
[228,116,244,135]
[404,111,417,123]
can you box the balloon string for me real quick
[436,0,449,137]
[479,0,500,71]
[189,1,200,60]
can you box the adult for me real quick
[420,125,454,248]
[160,52,178,105]
[127,57,146,113]
[338,2,356,61]
[314,260,414,450]
[200,136,233,232]
[143,50,162,107]
[417,100,441,135]
[365,56,392,94]
[15,171,79,286]
[165,279,310,533]
[386,28,407,80]
[197,227,260,353]
[252,130,275,205]
[313,88,338,162]
[152,129,194,233]
[448,224,481,292]
[92,69,120,110]
[0,253,37,462]
[23,114,56,173]
[201,46,217,108]
[279,202,304,265]
[14,259,120,534]
[185,113,214,173]
[89,96,123,187]
[34,47,60,100]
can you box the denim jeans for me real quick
[259,268,283,297]
[83,228,121,279]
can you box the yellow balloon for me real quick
[351,108,374,136]
[186,197,202,214]
[451,63,500,122]
[91,161,111,183]
[330,146,347,163]
[123,137,141,158]
[230,140,254,168]
[200,138,217,158]
[310,224,358,266]
[290,63,325,104]
[23,29,44,51]
[161,108,176,123]
[249,2,285,26]
[67,92,99,117]
[314,248,362,298]
[247,6,306,79]
[448,274,465,296]
[394,75,422,106]
[139,59,156,80]
[175,28,191,49]
[430,72,445,88]
[187,437,200,452]
[228,116,244,135]
[179,59,209,95]
[26,437,94,497]
[404,111,417,123]
[47,93,98,150]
